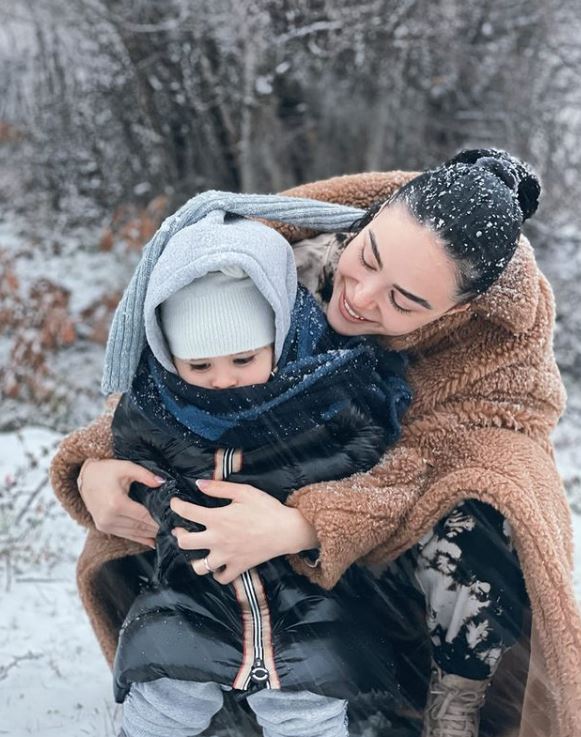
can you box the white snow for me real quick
[0,427,121,736]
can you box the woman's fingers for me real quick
[194,479,248,501]
[170,497,214,525]
[97,518,156,547]
[125,534,156,549]
[121,498,159,534]
[112,518,158,538]
[78,458,161,543]
[96,498,158,536]
[213,566,239,586]
[172,527,213,551]
[191,555,225,577]
[120,460,165,488]
[191,558,210,576]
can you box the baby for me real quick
[112,211,411,737]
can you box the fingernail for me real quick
[171,528,177,536]
[196,479,209,490]
[154,475,165,484]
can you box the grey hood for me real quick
[144,210,297,374]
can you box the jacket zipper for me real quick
[241,569,270,687]
[219,448,279,690]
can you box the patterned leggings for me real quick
[376,500,528,681]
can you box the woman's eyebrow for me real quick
[369,230,383,268]
[394,285,432,310]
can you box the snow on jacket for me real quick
[50,171,581,737]
[111,286,410,702]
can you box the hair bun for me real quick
[446,147,541,220]
[475,155,519,190]
[516,171,541,221]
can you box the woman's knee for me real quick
[411,501,528,678]
[122,678,224,737]
[247,689,349,737]
[415,501,525,596]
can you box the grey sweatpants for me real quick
[121,678,349,737]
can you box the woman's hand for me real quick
[170,480,319,585]
[78,459,162,547]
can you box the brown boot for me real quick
[421,663,490,737]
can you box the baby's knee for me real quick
[122,678,224,737]
[247,689,348,737]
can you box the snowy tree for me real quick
[0,0,579,224]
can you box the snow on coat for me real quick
[50,171,581,737]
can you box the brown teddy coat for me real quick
[50,171,581,737]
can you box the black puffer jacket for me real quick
[112,293,411,704]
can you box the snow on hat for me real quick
[160,266,275,360]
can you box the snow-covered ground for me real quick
[0,427,121,736]
[1,208,580,735]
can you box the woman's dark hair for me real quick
[352,148,541,300]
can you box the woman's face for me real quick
[326,202,468,337]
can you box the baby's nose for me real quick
[211,373,237,389]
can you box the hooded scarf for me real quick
[103,194,364,394]
[132,286,410,449]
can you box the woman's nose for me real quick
[351,281,376,311]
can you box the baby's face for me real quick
[173,345,274,389]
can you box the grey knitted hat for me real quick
[145,210,296,373]
[160,267,275,360]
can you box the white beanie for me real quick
[160,266,275,360]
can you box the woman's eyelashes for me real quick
[359,244,413,315]
[359,244,376,271]
[390,291,413,314]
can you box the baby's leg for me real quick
[121,678,224,737]
[246,689,349,737]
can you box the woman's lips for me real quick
[338,289,372,324]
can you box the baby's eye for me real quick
[189,362,210,372]
[233,355,255,366]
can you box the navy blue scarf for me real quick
[131,287,411,450]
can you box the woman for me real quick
[50,149,581,737]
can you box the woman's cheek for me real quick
[325,289,343,329]
[325,302,346,334]
[372,312,421,337]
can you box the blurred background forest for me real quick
[1,2,581,735]
[1,0,581,430]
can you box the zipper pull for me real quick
[250,657,269,684]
